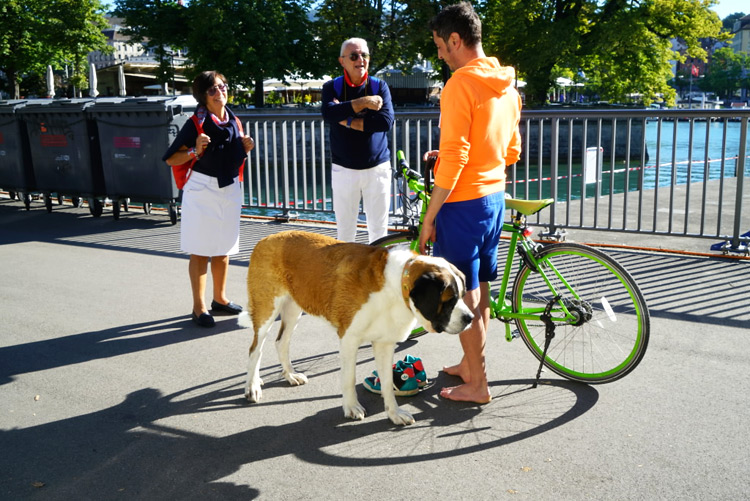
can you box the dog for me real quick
[238,230,473,425]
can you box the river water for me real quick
[510,119,749,202]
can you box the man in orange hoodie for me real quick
[419,2,522,404]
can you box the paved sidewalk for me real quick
[1,199,749,500]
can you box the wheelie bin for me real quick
[17,98,106,216]
[87,95,198,224]
[0,100,44,210]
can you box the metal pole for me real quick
[731,116,747,250]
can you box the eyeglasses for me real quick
[207,84,228,96]
[346,52,370,61]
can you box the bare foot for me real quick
[440,384,492,404]
[443,362,471,383]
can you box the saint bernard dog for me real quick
[238,230,473,425]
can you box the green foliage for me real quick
[186,0,318,107]
[481,0,726,107]
[4,0,742,106]
[0,0,110,98]
[116,0,319,107]
[0,0,46,97]
[721,12,746,32]
[312,0,440,78]
[699,47,748,98]
[113,0,188,88]
[266,90,283,105]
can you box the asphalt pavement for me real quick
[1,197,749,500]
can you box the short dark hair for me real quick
[192,70,227,106]
[429,2,482,48]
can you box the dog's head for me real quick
[404,256,473,334]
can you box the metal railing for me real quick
[235,108,750,252]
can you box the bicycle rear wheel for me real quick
[372,232,428,339]
[511,242,649,383]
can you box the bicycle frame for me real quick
[391,158,580,342]
[492,216,582,342]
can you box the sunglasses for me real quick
[347,52,370,61]
[207,83,228,96]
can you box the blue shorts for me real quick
[433,192,505,291]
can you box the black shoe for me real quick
[192,311,215,327]
[210,300,243,315]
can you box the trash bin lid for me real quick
[0,99,52,113]
[88,95,197,115]
[17,98,95,114]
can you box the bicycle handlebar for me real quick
[396,150,423,181]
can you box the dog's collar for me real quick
[401,257,414,308]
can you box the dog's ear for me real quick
[409,272,446,322]
[447,263,467,295]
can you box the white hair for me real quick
[340,38,369,57]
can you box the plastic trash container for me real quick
[0,100,45,210]
[17,98,106,216]
[88,95,197,224]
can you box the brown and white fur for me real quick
[238,230,473,425]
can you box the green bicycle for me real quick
[373,150,650,385]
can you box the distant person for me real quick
[163,70,255,327]
[321,38,395,243]
[419,2,522,403]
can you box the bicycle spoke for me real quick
[512,243,649,383]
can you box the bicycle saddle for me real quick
[505,198,554,216]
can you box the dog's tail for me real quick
[237,311,253,329]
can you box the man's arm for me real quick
[419,185,451,255]
[321,81,354,123]
[341,95,383,131]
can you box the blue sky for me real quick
[711,0,747,19]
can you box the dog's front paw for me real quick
[343,402,367,421]
[283,371,308,386]
[244,379,263,403]
[388,407,415,426]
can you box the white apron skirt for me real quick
[180,171,242,256]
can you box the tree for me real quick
[721,12,746,32]
[481,0,727,107]
[46,0,112,97]
[0,0,47,98]
[113,0,188,91]
[182,0,319,107]
[115,0,318,107]
[312,0,440,79]
[0,0,110,99]
[699,47,747,99]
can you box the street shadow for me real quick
[603,249,750,328]
[0,315,237,386]
[490,241,750,329]
[0,202,340,266]
[0,372,597,499]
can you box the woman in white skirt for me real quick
[164,71,254,327]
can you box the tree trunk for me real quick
[254,78,265,108]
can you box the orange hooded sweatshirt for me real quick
[434,57,522,203]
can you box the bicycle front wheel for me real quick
[372,231,428,339]
[511,243,649,384]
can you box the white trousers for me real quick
[331,162,391,243]
[180,171,242,256]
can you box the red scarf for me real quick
[343,71,369,88]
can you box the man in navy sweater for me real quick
[321,38,395,243]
